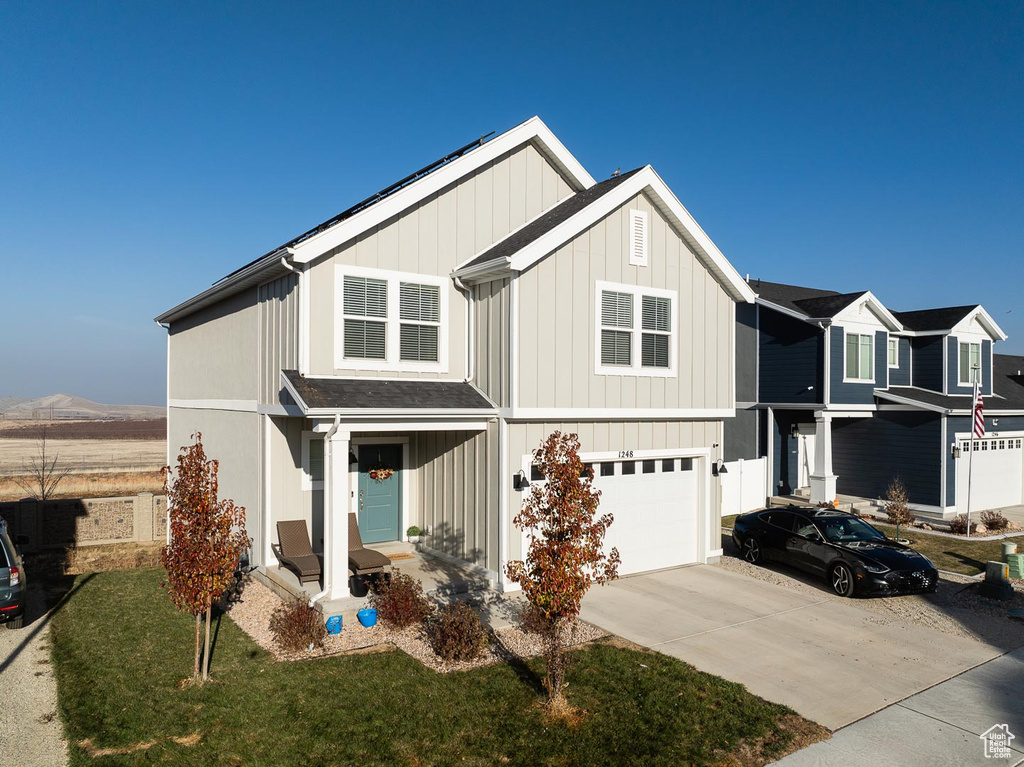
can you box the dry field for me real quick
[0,420,167,501]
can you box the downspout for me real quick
[157,320,171,546]
[452,275,474,383]
[308,414,341,606]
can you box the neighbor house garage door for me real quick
[590,456,700,575]
[956,435,1024,513]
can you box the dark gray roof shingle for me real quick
[993,354,1024,409]
[282,371,496,411]
[891,306,978,332]
[460,168,644,270]
[750,280,868,319]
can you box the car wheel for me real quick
[830,563,855,597]
[4,615,23,630]
[743,538,763,565]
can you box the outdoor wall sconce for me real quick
[513,469,530,491]
[790,424,799,437]
[348,450,359,469]
[951,445,961,459]
[711,459,728,477]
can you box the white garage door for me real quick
[956,435,1024,513]
[591,456,700,575]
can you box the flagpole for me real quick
[966,373,980,538]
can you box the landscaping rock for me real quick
[922,524,933,531]
[976,524,988,534]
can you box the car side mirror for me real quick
[806,532,822,543]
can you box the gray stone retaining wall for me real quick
[0,493,167,551]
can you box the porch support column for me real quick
[326,428,351,601]
[809,414,838,503]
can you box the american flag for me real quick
[973,382,985,438]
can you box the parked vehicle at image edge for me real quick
[731,505,938,597]
[0,518,28,629]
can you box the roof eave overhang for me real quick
[833,291,904,332]
[873,390,949,413]
[155,249,292,324]
[755,298,828,326]
[952,306,1009,342]
[451,257,513,283]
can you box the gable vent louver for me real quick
[629,209,648,267]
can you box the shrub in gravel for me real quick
[980,510,1009,533]
[948,514,978,536]
[369,569,433,628]
[426,602,488,662]
[269,597,328,653]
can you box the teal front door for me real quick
[357,444,402,543]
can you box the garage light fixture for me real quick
[711,459,728,477]
[513,470,530,491]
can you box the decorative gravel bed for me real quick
[715,552,1024,648]
[225,577,606,672]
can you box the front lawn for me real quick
[50,569,820,765]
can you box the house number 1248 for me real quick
[618,450,634,458]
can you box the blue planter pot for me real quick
[357,608,377,628]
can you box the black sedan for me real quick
[731,505,938,597]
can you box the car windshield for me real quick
[818,516,886,543]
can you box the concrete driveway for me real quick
[580,565,1004,730]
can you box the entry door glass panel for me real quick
[357,444,402,543]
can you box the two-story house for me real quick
[156,117,756,604]
[728,280,1017,518]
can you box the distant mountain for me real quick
[0,394,164,421]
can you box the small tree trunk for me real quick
[202,600,212,681]
[546,617,567,703]
[193,613,201,678]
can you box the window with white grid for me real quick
[595,281,676,377]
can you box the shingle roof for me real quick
[878,386,974,411]
[891,306,978,332]
[460,168,644,270]
[993,354,1024,409]
[281,371,496,411]
[879,371,1024,412]
[750,280,868,319]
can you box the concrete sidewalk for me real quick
[580,565,1004,730]
[773,646,1024,766]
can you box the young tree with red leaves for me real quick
[506,431,620,705]
[161,433,248,683]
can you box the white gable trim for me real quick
[832,291,903,332]
[951,306,1008,341]
[290,117,594,266]
[488,166,754,303]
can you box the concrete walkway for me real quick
[773,646,1024,766]
[580,565,1004,730]
[0,581,69,766]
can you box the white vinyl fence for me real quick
[721,457,768,518]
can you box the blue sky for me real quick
[1,2,1021,405]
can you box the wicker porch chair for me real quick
[348,513,392,577]
[272,520,322,584]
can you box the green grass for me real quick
[50,569,812,766]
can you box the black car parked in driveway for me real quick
[0,518,28,629]
[731,505,938,597]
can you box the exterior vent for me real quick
[629,209,648,267]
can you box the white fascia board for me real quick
[301,408,497,418]
[290,117,594,266]
[451,257,512,283]
[506,166,756,304]
[832,291,904,332]
[872,390,947,413]
[951,306,1008,341]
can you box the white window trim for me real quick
[334,265,449,373]
[842,330,875,383]
[887,337,899,369]
[301,431,324,491]
[958,340,981,386]
[594,280,677,378]
[628,209,648,267]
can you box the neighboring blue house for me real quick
[728,280,1019,518]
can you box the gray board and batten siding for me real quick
[889,336,912,387]
[168,287,259,401]
[305,142,575,380]
[515,191,734,411]
[831,411,942,506]
[911,336,944,391]
[828,327,887,405]
[757,307,823,405]
[735,303,757,403]
[946,337,993,396]
[474,278,511,408]
[258,273,300,406]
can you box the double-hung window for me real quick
[959,341,981,385]
[595,281,676,376]
[336,266,447,371]
[887,337,899,368]
[844,331,874,382]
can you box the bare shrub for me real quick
[884,476,915,538]
[426,602,488,662]
[948,514,977,536]
[269,598,327,653]
[369,569,433,629]
[980,510,1009,532]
